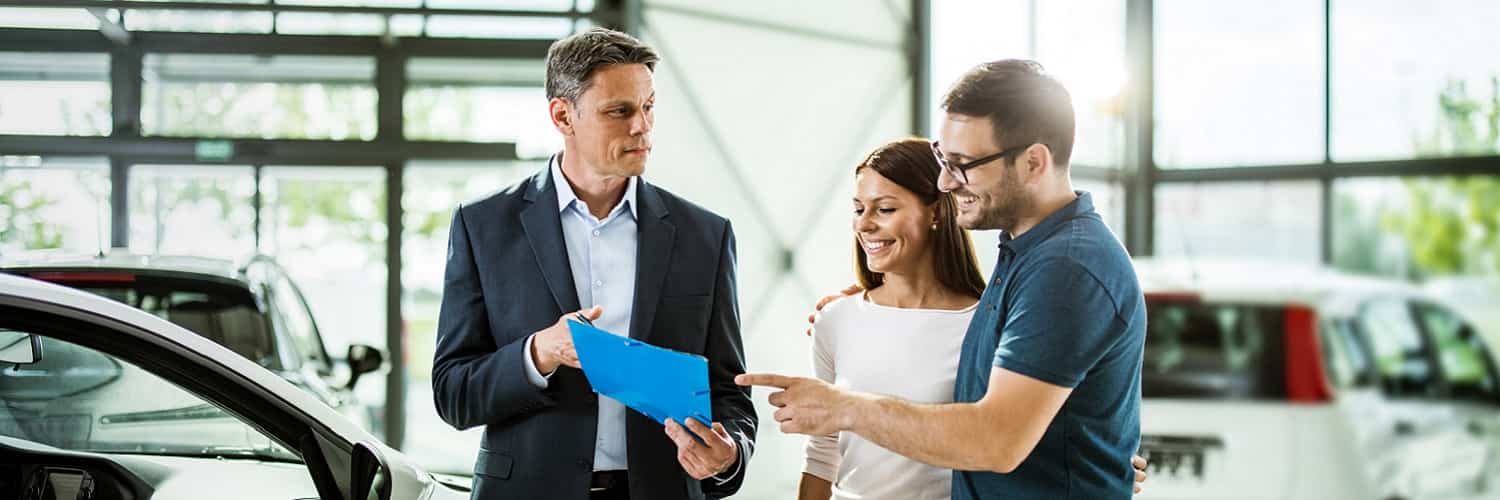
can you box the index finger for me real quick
[735,373,795,388]
[684,418,730,450]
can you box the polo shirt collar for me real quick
[999,190,1094,255]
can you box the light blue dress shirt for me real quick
[524,155,638,472]
[523,155,742,482]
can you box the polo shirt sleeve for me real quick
[992,257,1121,388]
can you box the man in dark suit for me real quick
[431,28,757,500]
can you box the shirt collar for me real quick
[549,152,638,220]
[999,190,1094,255]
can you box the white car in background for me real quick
[1424,277,1500,353]
[0,274,469,500]
[1134,259,1500,500]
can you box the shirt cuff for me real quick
[522,334,554,388]
[709,429,752,485]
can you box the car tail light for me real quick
[1283,305,1332,403]
[28,271,136,283]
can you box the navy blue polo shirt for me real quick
[952,191,1146,500]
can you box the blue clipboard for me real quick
[567,320,713,427]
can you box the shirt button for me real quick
[592,229,601,237]
[593,280,603,288]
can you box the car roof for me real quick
[0,250,255,286]
[1133,257,1420,316]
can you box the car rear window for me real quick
[16,271,281,371]
[1143,299,1287,399]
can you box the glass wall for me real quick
[404,57,560,157]
[128,164,257,259]
[0,52,111,137]
[142,54,378,140]
[0,156,111,257]
[1332,0,1500,161]
[1154,0,1325,168]
[1154,181,1323,264]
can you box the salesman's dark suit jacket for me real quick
[431,167,757,500]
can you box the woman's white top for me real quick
[803,292,978,500]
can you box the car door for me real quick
[0,276,452,500]
[1411,300,1500,499]
[1321,314,1396,497]
[1356,297,1465,498]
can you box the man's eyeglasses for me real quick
[931,141,1032,185]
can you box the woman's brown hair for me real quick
[853,138,986,299]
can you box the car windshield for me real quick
[0,330,299,462]
[18,271,282,371]
[1142,300,1287,399]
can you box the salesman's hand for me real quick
[664,418,738,480]
[804,284,863,336]
[736,373,854,436]
[530,305,602,374]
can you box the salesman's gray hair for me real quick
[545,27,660,102]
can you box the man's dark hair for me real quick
[545,27,660,102]
[940,59,1076,167]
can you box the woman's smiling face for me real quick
[853,169,937,276]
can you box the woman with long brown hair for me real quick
[799,138,986,499]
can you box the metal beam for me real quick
[1154,156,1500,183]
[0,136,521,164]
[1320,177,1333,264]
[376,50,406,142]
[109,48,142,138]
[87,7,131,46]
[0,28,112,52]
[1071,164,1125,183]
[0,0,581,18]
[109,158,128,249]
[911,0,930,136]
[1122,0,1155,256]
[1322,0,1333,264]
[0,28,554,59]
[252,165,262,250]
[383,161,405,450]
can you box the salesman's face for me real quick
[561,63,655,178]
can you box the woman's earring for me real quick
[931,223,938,231]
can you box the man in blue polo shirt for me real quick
[739,59,1146,499]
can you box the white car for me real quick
[0,273,470,500]
[1424,277,1500,351]
[1134,259,1500,500]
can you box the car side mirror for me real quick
[345,344,385,390]
[0,331,42,365]
[350,441,391,500]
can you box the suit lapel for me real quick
[629,181,674,341]
[520,168,582,315]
